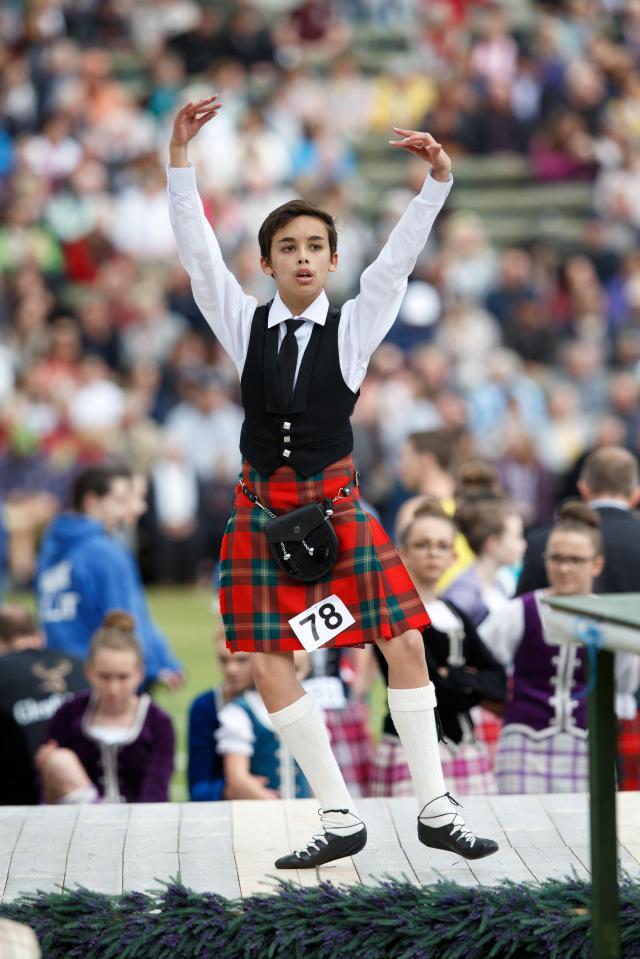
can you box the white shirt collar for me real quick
[588,498,630,511]
[267,290,329,328]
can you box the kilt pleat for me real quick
[325,700,373,797]
[369,733,496,797]
[495,727,588,794]
[220,457,430,653]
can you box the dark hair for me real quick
[455,500,510,555]
[580,446,639,499]
[258,199,338,261]
[70,464,131,512]
[551,501,603,554]
[88,610,143,665]
[406,430,456,472]
[398,497,456,549]
[455,460,503,503]
[0,605,38,644]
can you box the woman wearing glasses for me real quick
[479,501,638,794]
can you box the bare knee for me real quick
[377,629,430,686]
[251,651,293,687]
[251,651,301,712]
[39,748,92,801]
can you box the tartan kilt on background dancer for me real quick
[168,96,499,867]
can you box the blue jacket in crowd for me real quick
[188,688,226,802]
[36,513,181,681]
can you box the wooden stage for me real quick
[2,793,640,901]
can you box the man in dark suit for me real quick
[517,446,640,595]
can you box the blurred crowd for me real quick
[1,0,640,591]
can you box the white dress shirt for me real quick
[167,163,452,393]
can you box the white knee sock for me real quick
[269,693,363,835]
[387,684,456,822]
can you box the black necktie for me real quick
[277,318,304,408]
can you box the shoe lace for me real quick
[291,808,361,858]
[293,833,330,858]
[418,792,476,848]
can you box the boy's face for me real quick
[216,636,253,696]
[261,216,338,306]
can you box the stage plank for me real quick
[123,803,180,892]
[64,804,129,894]
[617,792,640,846]
[538,793,590,846]
[571,843,640,879]
[0,807,28,899]
[4,806,78,900]
[624,844,640,866]
[2,794,639,900]
[513,845,589,881]
[232,799,300,896]
[179,803,241,898]
[352,798,419,886]
[487,795,562,848]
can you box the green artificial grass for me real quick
[147,587,222,801]
[2,876,639,959]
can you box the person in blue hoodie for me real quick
[37,465,182,686]
[115,471,183,688]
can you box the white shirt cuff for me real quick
[420,171,453,201]
[167,163,197,192]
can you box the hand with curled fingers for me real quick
[389,127,452,182]
[169,95,221,166]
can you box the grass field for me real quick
[147,588,223,801]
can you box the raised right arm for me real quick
[168,97,257,376]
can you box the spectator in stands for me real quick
[480,503,638,794]
[517,446,640,595]
[445,499,526,627]
[116,471,183,687]
[187,625,253,802]
[36,611,174,803]
[36,465,181,685]
[189,627,310,800]
[369,501,506,797]
[0,605,86,805]
[393,429,474,589]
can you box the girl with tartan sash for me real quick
[368,501,507,798]
[167,96,499,866]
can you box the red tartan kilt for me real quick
[220,456,430,653]
[617,715,640,791]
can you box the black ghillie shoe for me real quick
[418,792,499,860]
[275,808,367,869]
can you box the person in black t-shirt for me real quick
[0,605,86,804]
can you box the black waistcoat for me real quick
[239,302,359,477]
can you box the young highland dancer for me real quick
[480,502,639,794]
[168,95,498,866]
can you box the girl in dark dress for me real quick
[36,611,175,803]
[368,501,507,797]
